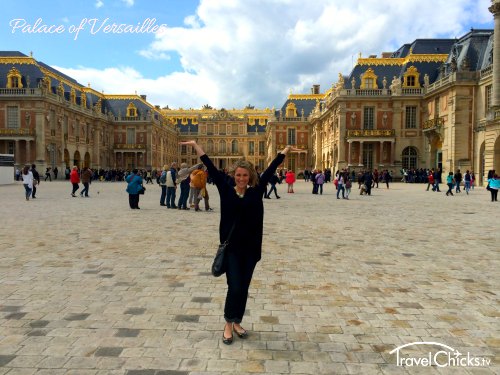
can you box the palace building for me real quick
[1,1,499,183]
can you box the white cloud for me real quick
[121,0,134,7]
[60,0,494,109]
[95,0,104,9]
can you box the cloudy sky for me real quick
[1,0,494,109]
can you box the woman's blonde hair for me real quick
[229,159,258,187]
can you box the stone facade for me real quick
[1,1,498,180]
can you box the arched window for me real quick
[219,140,226,154]
[127,103,138,117]
[207,139,214,153]
[231,140,238,154]
[403,66,421,88]
[402,147,418,170]
[360,68,378,89]
[285,102,297,117]
[6,67,23,88]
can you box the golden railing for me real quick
[423,117,444,130]
[0,128,35,136]
[114,143,146,150]
[346,129,395,137]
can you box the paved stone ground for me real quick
[0,179,498,375]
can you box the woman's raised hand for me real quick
[179,140,197,146]
[179,140,205,157]
[281,145,302,155]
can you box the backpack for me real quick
[159,171,167,184]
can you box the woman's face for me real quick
[234,167,250,190]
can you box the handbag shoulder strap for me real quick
[224,222,236,244]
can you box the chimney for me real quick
[311,84,320,94]
[489,0,500,107]
[369,54,377,58]
[381,52,392,58]
[140,95,147,100]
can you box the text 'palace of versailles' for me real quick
[1,1,500,183]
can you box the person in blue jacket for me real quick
[126,169,143,209]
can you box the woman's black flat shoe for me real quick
[222,333,233,345]
[233,327,248,339]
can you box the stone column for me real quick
[15,140,20,163]
[379,141,384,165]
[26,140,31,164]
[391,141,395,165]
[489,0,500,107]
[35,113,45,162]
[348,141,352,165]
[358,141,364,165]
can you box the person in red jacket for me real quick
[285,170,296,193]
[70,166,80,197]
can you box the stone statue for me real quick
[351,77,356,89]
[351,112,357,127]
[382,112,388,127]
[338,73,345,89]
[382,76,387,89]
[450,56,457,72]
[423,73,429,87]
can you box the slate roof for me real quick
[277,98,318,119]
[0,51,162,119]
[345,38,457,88]
[439,29,493,78]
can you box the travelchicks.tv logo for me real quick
[390,342,492,368]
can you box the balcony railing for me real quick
[423,117,445,130]
[346,129,395,137]
[275,116,309,122]
[480,65,493,78]
[0,128,35,136]
[114,143,146,150]
[0,88,42,96]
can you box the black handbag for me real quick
[212,223,236,277]
[138,185,146,194]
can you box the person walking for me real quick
[176,162,201,210]
[315,170,325,195]
[44,167,52,181]
[454,169,462,193]
[125,169,143,209]
[487,173,499,202]
[70,166,80,197]
[464,170,471,195]
[166,162,178,209]
[80,167,92,197]
[21,165,34,201]
[265,172,281,199]
[445,172,455,196]
[53,166,58,180]
[180,140,294,345]
[336,172,345,199]
[426,170,434,191]
[285,169,295,193]
[159,165,168,206]
[31,164,40,199]
[344,174,352,199]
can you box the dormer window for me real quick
[360,68,378,89]
[285,102,297,117]
[403,66,421,88]
[7,67,23,88]
[127,102,138,117]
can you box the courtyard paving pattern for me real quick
[0,179,498,375]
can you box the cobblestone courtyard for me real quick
[0,180,498,375]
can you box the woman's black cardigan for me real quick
[200,152,285,262]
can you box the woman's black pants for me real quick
[129,194,140,209]
[224,251,257,324]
